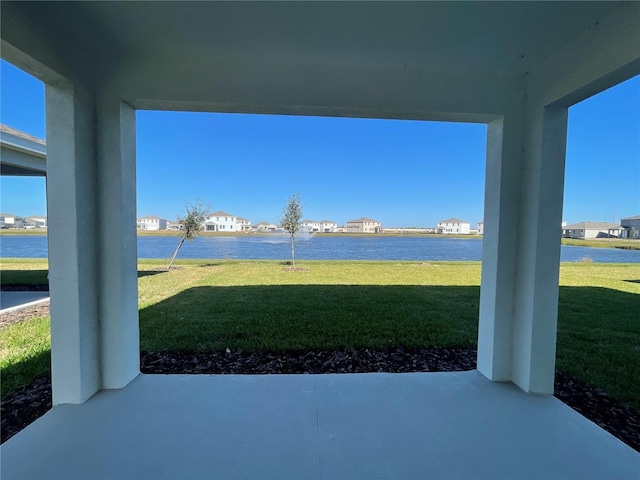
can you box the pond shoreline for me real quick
[2,235,639,261]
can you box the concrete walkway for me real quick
[2,371,638,479]
[0,291,49,314]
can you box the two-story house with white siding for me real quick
[254,221,277,232]
[301,220,321,232]
[346,217,382,233]
[204,211,236,232]
[437,218,471,234]
[0,213,25,229]
[320,220,338,233]
[620,215,640,239]
[236,217,251,231]
[477,221,484,235]
[137,215,168,230]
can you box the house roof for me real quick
[139,215,165,220]
[302,219,317,223]
[347,217,379,223]
[620,215,640,221]
[0,213,17,217]
[208,211,234,217]
[439,218,469,224]
[320,220,336,224]
[236,217,250,222]
[255,221,275,226]
[0,124,46,145]
[563,221,622,230]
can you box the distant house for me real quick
[137,215,167,231]
[562,221,624,239]
[254,221,277,232]
[204,211,236,232]
[0,213,25,229]
[236,217,251,232]
[26,215,47,227]
[346,217,382,233]
[437,218,471,234]
[319,220,338,233]
[301,220,321,232]
[166,221,183,231]
[477,221,484,235]
[620,215,640,239]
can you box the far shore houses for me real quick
[346,217,382,234]
[133,211,640,239]
[301,220,338,233]
[561,216,640,239]
[437,218,470,234]
[1,213,47,229]
[137,215,167,231]
[562,221,625,239]
[204,211,237,232]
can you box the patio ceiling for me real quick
[1,1,632,117]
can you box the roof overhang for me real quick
[1,2,637,121]
[0,125,46,176]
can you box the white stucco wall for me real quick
[205,214,236,231]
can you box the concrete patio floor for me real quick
[0,291,49,313]
[2,370,638,480]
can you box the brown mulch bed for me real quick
[1,285,49,291]
[2,347,639,452]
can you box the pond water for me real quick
[1,235,639,263]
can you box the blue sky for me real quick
[1,59,638,227]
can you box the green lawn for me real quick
[1,259,639,409]
[0,316,51,399]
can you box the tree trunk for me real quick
[167,235,186,270]
[290,233,295,269]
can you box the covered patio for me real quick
[3,372,638,479]
[1,2,639,477]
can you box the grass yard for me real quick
[1,259,639,409]
[0,316,50,399]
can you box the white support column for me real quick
[511,105,568,394]
[478,101,568,395]
[46,83,100,405]
[477,112,523,382]
[46,86,140,404]
[96,97,140,389]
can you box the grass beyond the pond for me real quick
[1,259,639,410]
[3,229,639,248]
[561,238,640,250]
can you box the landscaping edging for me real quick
[2,348,638,453]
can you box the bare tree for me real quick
[167,200,209,270]
[280,193,304,269]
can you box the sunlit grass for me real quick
[0,316,51,399]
